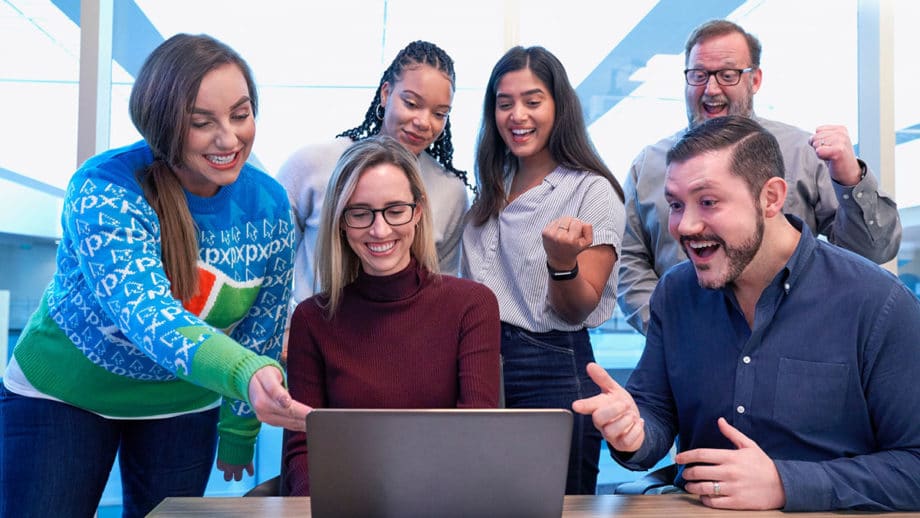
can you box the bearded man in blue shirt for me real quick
[573,115,920,512]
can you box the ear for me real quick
[759,177,787,218]
[380,81,392,108]
[750,67,763,94]
[412,198,425,225]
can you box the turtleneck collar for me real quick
[351,257,426,302]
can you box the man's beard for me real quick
[687,91,755,129]
[681,210,764,290]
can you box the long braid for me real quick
[337,41,475,193]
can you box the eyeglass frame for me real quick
[683,67,756,86]
[341,202,418,229]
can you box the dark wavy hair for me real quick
[129,33,257,301]
[337,40,473,191]
[469,46,624,226]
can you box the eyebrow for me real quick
[401,89,451,111]
[664,178,718,199]
[191,96,252,116]
[496,88,545,98]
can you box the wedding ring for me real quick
[712,481,721,496]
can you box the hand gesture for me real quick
[810,125,862,186]
[248,366,312,431]
[216,460,254,482]
[571,363,645,452]
[542,216,593,270]
[676,417,785,510]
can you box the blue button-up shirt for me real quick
[618,216,920,511]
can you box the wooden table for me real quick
[148,494,918,517]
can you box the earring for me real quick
[375,104,385,121]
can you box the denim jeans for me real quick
[500,323,602,495]
[0,381,219,518]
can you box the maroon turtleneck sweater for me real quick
[282,259,501,495]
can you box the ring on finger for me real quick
[712,481,722,496]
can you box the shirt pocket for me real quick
[773,357,849,433]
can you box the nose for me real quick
[368,211,392,237]
[413,111,432,132]
[215,123,239,149]
[674,206,704,237]
[703,74,723,96]
[509,104,526,123]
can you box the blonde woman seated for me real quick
[281,136,501,496]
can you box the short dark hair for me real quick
[685,19,762,67]
[666,115,784,199]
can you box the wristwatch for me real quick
[547,261,578,281]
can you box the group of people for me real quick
[0,17,917,517]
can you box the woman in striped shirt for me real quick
[462,45,626,495]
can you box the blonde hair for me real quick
[315,136,439,317]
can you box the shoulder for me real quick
[629,128,684,180]
[294,295,329,320]
[557,167,622,205]
[811,239,900,289]
[275,137,352,185]
[755,117,812,149]
[244,163,290,202]
[433,274,498,303]
[72,141,153,192]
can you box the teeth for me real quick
[368,242,395,253]
[207,153,235,165]
[689,241,718,249]
[511,129,534,136]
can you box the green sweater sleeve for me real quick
[180,326,283,466]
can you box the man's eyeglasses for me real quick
[684,67,755,86]
[342,203,417,229]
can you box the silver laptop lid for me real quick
[306,408,572,518]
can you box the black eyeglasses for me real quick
[684,67,755,86]
[342,203,417,229]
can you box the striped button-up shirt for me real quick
[462,166,625,332]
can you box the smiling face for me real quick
[173,63,255,197]
[665,149,764,289]
[378,64,453,156]
[343,162,422,277]
[494,67,556,166]
[684,31,762,129]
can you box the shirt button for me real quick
[742,356,751,364]
[843,194,850,200]
[856,192,863,199]
[868,220,875,226]
[736,405,746,414]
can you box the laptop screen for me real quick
[306,408,572,518]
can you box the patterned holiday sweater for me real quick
[11,141,294,466]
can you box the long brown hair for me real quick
[469,46,624,226]
[129,33,258,301]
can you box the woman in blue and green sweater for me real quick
[0,34,309,517]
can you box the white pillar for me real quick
[76,0,114,167]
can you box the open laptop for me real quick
[306,408,572,518]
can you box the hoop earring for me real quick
[375,104,385,121]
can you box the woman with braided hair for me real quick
[276,41,472,312]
